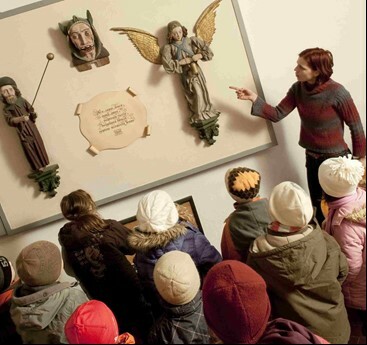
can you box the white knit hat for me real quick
[318,155,364,198]
[269,182,314,228]
[153,251,200,305]
[136,190,179,232]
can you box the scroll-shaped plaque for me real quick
[75,88,149,154]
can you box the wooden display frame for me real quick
[0,0,276,236]
[0,0,63,20]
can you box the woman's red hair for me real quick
[299,48,334,85]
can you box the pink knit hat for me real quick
[202,260,271,344]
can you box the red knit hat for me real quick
[65,300,119,344]
[202,261,271,344]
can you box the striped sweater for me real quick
[252,79,366,157]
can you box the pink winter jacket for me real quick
[324,187,366,310]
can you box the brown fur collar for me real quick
[127,224,187,252]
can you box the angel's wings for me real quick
[110,27,161,64]
[194,0,221,45]
[111,0,222,65]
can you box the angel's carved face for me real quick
[69,22,96,61]
[170,26,183,42]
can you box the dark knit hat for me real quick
[0,256,13,293]
[202,260,271,344]
[16,241,62,287]
[225,167,261,203]
[0,76,17,89]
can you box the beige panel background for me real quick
[0,0,273,232]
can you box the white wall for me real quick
[1,0,365,282]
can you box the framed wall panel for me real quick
[0,0,276,235]
[0,0,63,20]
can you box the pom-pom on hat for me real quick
[154,251,200,306]
[0,256,14,293]
[16,240,62,287]
[225,167,261,203]
[202,260,271,344]
[269,181,313,228]
[65,300,120,344]
[319,155,365,198]
[136,190,179,233]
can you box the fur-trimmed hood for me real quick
[128,224,187,252]
[326,188,366,227]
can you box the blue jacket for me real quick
[128,221,222,315]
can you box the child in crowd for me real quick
[10,240,89,344]
[0,256,22,344]
[148,251,210,344]
[319,156,366,333]
[247,181,350,344]
[65,300,136,344]
[59,189,152,341]
[202,260,329,344]
[128,190,222,318]
[221,167,271,261]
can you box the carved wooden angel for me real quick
[111,0,221,145]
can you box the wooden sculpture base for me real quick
[28,164,61,198]
[76,56,110,72]
[190,115,220,145]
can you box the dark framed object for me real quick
[120,196,204,234]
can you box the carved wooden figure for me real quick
[111,0,221,145]
[0,76,60,197]
[59,10,110,72]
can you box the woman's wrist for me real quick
[251,95,258,103]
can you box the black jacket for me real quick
[59,219,153,340]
